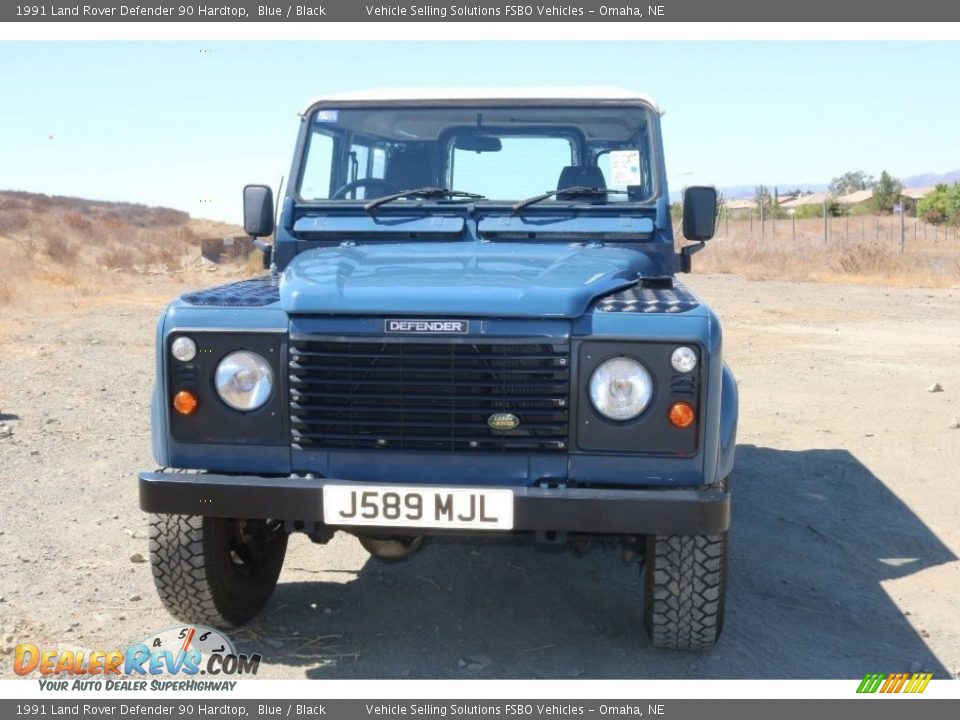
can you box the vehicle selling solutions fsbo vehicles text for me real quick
[363,5,588,18]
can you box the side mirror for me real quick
[682,186,718,241]
[243,184,275,238]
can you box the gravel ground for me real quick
[0,272,958,679]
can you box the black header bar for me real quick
[0,700,958,720]
[4,1,960,23]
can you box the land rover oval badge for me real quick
[487,413,520,431]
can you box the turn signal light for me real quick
[668,401,696,429]
[173,390,198,415]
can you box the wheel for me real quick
[148,514,288,628]
[643,532,728,650]
[330,178,399,200]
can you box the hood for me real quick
[280,242,654,317]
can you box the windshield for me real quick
[296,104,658,204]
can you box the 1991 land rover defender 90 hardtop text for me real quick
[140,88,738,651]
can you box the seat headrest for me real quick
[556,166,607,200]
[385,148,436,190]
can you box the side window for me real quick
[348,144,369,184]
[371,147,386,178]
[299,130,334,200]
[346,141,387,198]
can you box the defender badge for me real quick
[385,319,469,334]
[487,413,520,431]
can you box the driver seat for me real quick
[385,148,436,190]
[556,165,607,201]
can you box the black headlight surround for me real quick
[166,331,287,445]
[574,340,701,455]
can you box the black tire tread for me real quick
[148,514,232,627]
[644,532,727,651]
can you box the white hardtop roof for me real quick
[302,87,660,114]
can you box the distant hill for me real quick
[901,170,960,188]
[0,190,245,304]
[672,183,828,203]
[673,170,960,202]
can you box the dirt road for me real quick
[1,273,958,679]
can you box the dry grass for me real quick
[694,216,960,288]
[102,246,137,271]
[0,190,247,307]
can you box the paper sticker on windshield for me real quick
[314,110,339,123]
[610,150,642,186]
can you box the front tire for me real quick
[148,514,288,628]
[643,532,728,650]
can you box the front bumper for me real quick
[138,472,730,535]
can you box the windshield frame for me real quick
[291,99,664,210]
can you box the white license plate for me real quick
[322,485,514,530]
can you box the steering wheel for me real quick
[331,178,400,200]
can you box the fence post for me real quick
[760,200,765,242]
[792,212,796,243]
[823,199,828,244]
[899,205,905,253]
[749,208,753,237]
[724,206,728,236]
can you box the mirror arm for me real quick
[253,238,273,270]
[677,241,705,274]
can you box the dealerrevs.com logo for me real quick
[14,626,260,691]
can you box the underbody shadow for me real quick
[229,444,954,679]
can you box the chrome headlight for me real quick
[170,336,197,362]
[214,351,274,411]
[671,346,698,373]
[588,356,654,421]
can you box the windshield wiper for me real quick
[364,187,485,212]
[512,186,627,213]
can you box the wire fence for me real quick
[717,207,960,253]
[690,204,960,286]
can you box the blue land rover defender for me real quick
[140,88,738,651]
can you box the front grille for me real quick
[289,338,570,452]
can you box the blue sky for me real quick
[1,41,958,222]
